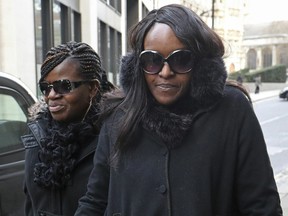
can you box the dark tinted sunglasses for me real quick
[139,49,194,74]
[39,79,89,96]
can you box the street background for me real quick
[249,82,288,215]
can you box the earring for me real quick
[81,96,93,122]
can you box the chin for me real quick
[155,98,177,106]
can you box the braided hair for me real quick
[40,41,114,98]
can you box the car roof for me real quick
[0,71,38,103]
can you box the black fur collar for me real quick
[142,98,197,149]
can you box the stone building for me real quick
[243,21,288,71]
[157,0,248,73]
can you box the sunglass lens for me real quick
[140,52,163,74]
[169,51,194,73]
[53,80,71,94]
[39,82,50,95]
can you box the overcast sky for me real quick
[246,0,288,24]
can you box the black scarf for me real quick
[33,105,99,188]
[142,96,198,149]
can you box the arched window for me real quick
[247,49,256,69]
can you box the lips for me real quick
[48,102,65,113]
[156,83,177,91]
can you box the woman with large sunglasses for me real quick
[75,4,282,216]
[21,41,114,216]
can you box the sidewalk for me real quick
[249,89,280,102]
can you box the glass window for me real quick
[53,1,61,46]
[0,92,28,152]
[34,0,43,65]
[99,20,122,86]
[72,11,81,41]
[99,20,109,72]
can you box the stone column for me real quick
[272,45,277,66]
[257,48,262,69]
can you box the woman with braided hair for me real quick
[21,41,114,216]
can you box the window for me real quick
[99,20,122,85]
[53,1,62,46]
[0,91,28,152]
[108,0,121,13]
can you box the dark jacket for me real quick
[75,55,282,216]
[22,104,98,216]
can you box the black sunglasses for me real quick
[139,49,194,74]
[39,79,89,96]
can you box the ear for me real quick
[88,80,100,98]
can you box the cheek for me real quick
[65,89,90,108]
[67,92,90,108]
[144,74,155,89]
[65,95,90,120]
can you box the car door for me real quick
[0,74,36,216]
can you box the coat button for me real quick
[159,184,167,194]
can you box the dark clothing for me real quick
[75,86,282,216]
[255,85,260,94]
[22,118,98,216]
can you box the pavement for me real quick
[249,89,288,215]
[250,89,280,102]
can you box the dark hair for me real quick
[40,41,114,97]
[107,4,226,160]
[130,4,224,57]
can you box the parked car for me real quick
[279,86,288,100]
[0,72,37,216]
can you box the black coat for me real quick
[76,86,282,216]
[22,114,98,216]
[75,55,282,215]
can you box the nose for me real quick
[46,87,60,98]
[158,62,174,78]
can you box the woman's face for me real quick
[143,23,192,106]
[42,58,98,123]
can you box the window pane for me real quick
[53,1,61,46]
[0,94,28,151]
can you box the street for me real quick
[253,96,288,215]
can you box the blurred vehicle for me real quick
[279,86,288,100]
[0,72,37,216]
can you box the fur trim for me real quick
[119,53,137,94]
[142,105,194,149]
[190,57,227,106]
[28,99,48,121]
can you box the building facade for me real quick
[0,0,249,97]
[0,0,154,96]
[243,21,288,71]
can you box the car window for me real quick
[0,89,29,154]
